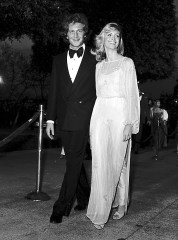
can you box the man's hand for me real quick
[46,122,54,140]
[123,124,132,142]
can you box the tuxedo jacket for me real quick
[47,46,96,131]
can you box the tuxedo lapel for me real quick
[59,51,74,100]
[60,52,72,85]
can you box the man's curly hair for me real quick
[61,13,89,43]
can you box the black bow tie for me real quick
[69,47,83,58]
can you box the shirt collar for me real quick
[69,43,85,51]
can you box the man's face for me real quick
[67,22,85,49]
[156,101,160,107]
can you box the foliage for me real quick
[0,42,50,101]
[0,0,71,73]
[73,0,177,82]
[0,43,29,101]
[128,0,177,82]
[0,0,177,80]
[0,0,71,41]
[0,43,49,126]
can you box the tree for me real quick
[0,0,71,41]
[0,42,51,126]
[0,0,71,72]
[0,43,30,101]
[0,0,177,81]
[73,0,177,82]
[0,43,32,125]
[127,0,177,82]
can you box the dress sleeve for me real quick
[124,58,140,134]
[95,62,101,96]
[162,109,168,121]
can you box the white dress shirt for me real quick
[162,109,168,121]
[67,44,85,82]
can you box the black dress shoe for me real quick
[74,205,86,211]
[64,204,72,217]
[50,213,63,224]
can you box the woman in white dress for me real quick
[86,23,140,229]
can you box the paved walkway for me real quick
[0,145,178,240]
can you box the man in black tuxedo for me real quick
[46,13,96,224]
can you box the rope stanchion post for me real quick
[154,118,160,160]
[25,105,50,201]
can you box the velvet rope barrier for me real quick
[0,112,39,148]
[0,105,51,201]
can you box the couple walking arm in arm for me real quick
[46,13,140,229]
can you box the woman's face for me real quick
[104,28,120,50]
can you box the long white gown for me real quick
[86,56,140,225]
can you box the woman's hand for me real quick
[46,122,54,140]
[123,124,132,142]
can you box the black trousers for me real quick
[53,129,90,215]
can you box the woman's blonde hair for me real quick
[91,23,124,61]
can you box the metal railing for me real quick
[0,105,50,201]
